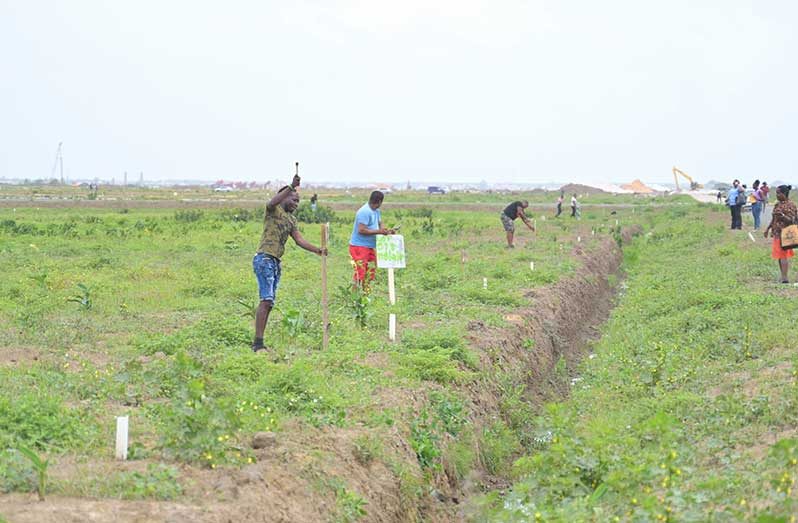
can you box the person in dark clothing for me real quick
[500,200,535,248]
[727,179,743,230]
[555,192,563,217]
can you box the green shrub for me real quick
[480,421,521,476]
[294,202,337,224]
[111,464,183,500]
[0,449,36,494]
[156,379,246,467]
[0,394,84,450]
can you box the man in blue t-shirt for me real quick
[349,191,395,289]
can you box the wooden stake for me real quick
[321,223,329,350]
[115,416,128,460]
[388,267,396,305]
[389,313,396,341]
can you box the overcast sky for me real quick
[1,1,796,185]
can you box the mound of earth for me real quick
[558,183,607,195]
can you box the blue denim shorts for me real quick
[253,253,281,303]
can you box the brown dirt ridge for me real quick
[0,227,642,523]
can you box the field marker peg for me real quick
[115,416,129,460]
[615,219,619,226]
[388,314,396,341]
[748,232,756,243]
[577,236,581,243]
[530,261,535,271]
[483,277,488,289]
[592,229,595,236]
[541,215,546,221]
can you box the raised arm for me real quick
[266,175,301,211]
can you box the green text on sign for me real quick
[376,235,406,269]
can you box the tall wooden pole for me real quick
[321,222,329,350]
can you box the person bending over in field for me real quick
[349,190,395,291]
[500,200,534,248]
[764,184,797,284]
[252,174,327,352]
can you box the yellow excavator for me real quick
[672,167,702,192]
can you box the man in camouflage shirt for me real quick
[252,174,327,352]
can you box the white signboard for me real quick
[376,234,406,269]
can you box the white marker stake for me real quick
[592,229,595,236]
[387,267,396,305]
[115,416,129,460]
[483,277,488,289]
[530,261,535,271]
[542,215,546,221]
[577,236,581,243]
[389,314,396,341]
[615,219,619,226]
[748,232,756,243]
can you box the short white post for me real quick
[388,314,396,341]
[483,277,488,289]
[115,416,129,460]
[577,236,581,243]
[530,261,534,271]
[592,229,595,236]
[615,219,619,226]
[542,215,546,221]
[387,267,396,305]
[748,232,756,243]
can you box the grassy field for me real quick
[479,204,798,521]
[1,192,795,522]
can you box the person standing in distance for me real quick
[501,200,535,248]
[764,185,797,284]
[252,174,327,352]
[555,192,563,217]
[349,191,394,291]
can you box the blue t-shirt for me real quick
[349,203,381,248]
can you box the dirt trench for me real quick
[0,227,640,523]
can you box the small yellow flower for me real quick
[739,499,746,506]
[247,457,253,463]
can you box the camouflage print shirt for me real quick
[257,204,297,259]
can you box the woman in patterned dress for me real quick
[764,185,798,283]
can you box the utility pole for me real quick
[123,171,127,186]
[51,142,64,184]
